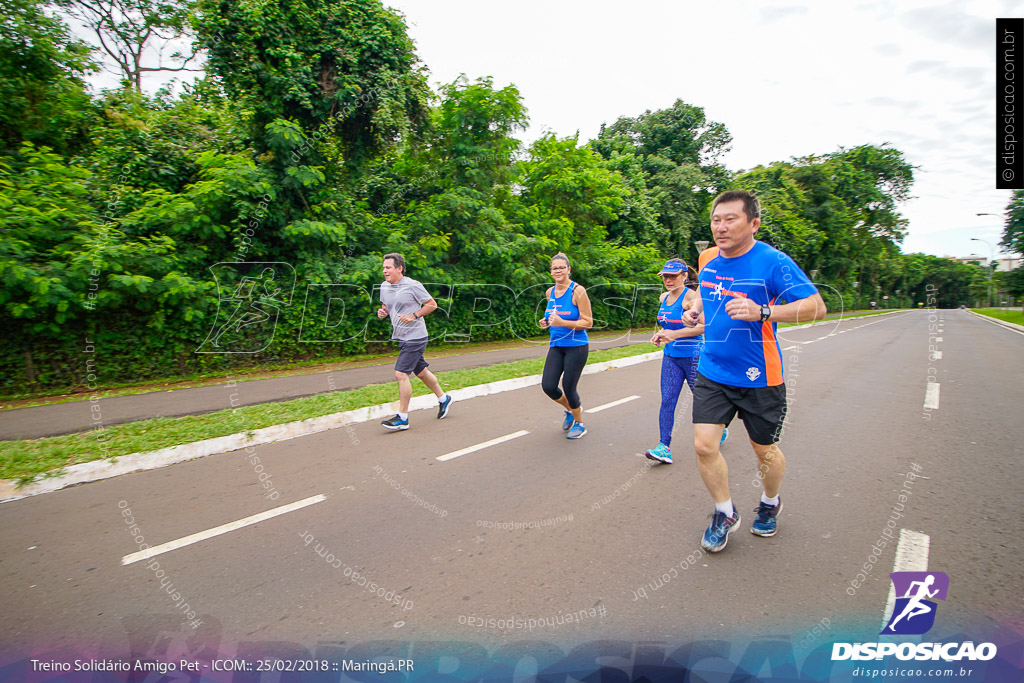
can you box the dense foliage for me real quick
[0,0,994,395]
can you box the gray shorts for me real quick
[395,337,429,375]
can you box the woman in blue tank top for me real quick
[539,253,593,439]
[645,258,726,464]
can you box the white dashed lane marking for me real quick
[781,311,915,349]
[122,494,327,565]
[436,430,530,462]
[585,395,641,414]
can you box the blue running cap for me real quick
[658,260,687,275]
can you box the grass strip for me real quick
[0,342,654,483]
[971,308,1024,325]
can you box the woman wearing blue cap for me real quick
[646,258,727,463]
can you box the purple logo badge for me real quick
[881,571,949,635]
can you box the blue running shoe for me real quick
[751,499,783,537]
[381,414,409,431]
[437,394,453,419]
[562,410,574,431]
[567,421,587,439]
[645,443,673,464]
[701,508,741,552]
[720,427,729,444]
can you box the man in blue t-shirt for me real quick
[682,191,827,552]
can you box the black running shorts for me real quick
[395,337,429,375]
[691,372,787,445]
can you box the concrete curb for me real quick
[0,351,663,503]
[968,309,1024,333]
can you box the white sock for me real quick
[715,499,734,517]
[398,412,408,420]
[439,393,449,403]
[761,493,780,507]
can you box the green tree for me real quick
[370,76,528,279]
[896,254,981,308]
[1002,190,1024,255]
[782,145,914,292]
[86,82,243,195]
[195,0,429,169]
[0,142,218,388]
[0,0,97,155]
[591,99,731,259]
[994,268,1024,311]
[599,147,661,249]
[57,0,199,91]
[0,143,97,334]
[732,162,823,266]
[517,134,626,247]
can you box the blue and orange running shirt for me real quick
[546,281,589,347]
[698,241,817,387]
[657,291,701,358]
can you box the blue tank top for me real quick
[657,291,701,358]
[546,281,589,347]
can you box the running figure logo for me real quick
[197,262,296,354]
[881,571,949,635]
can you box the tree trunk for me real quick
[23,350,37,386]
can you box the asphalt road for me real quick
[1,310,1021,661]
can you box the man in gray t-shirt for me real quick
[380,274,431,341]
[376,253,453,430]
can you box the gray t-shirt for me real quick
[379,276,432,341]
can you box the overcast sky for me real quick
[84,0,1024,260]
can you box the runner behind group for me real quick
[539,253,593,439]
[376,253,453,431]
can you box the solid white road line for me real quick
[436,430,530,462]
[882,529,931,626]
[122,494,327,565]
[924,383,940,410]
[585,395,641,414]
[784,309,909,331]
[781,311,914,346]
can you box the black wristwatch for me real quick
[759,304,772,322]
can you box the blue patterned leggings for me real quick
[659,354,700,447]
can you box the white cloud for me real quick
[874,42,904,56]
[758,5,811,22]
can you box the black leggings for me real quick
[541,345,589,410]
